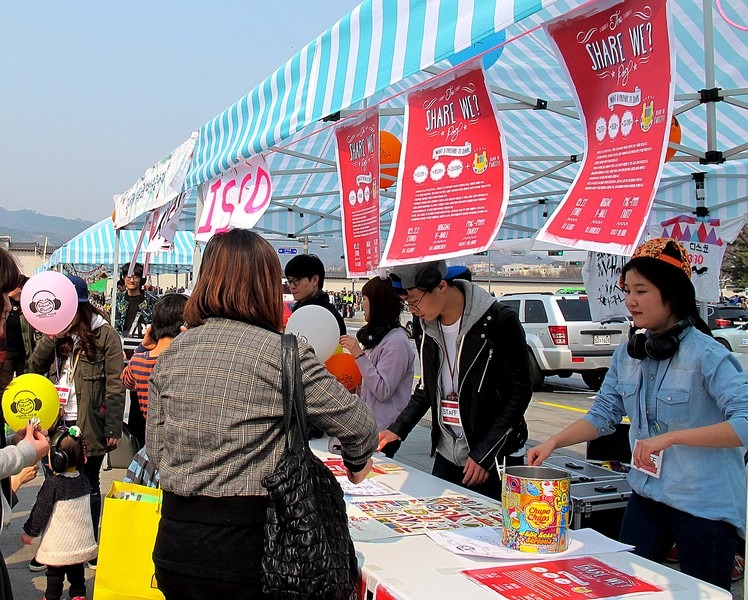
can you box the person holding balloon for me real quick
[339,277,416,446]
[27,275,126,570]
[146,229,376,599]
[0,247,51,599]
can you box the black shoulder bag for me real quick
[261,334,358,600]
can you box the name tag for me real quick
[441,393,462,426]
[56,386,70,405]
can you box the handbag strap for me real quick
[280,334,310,450]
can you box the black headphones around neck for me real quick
[626,317,694,361]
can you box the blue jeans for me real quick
[620,492,738,591]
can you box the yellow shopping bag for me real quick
[93,481,164,600]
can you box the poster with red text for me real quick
[537,0,674,255]
[335,108,381,277]
[463,557,662,599]
[380,65,508,266]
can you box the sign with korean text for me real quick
[335,108,381,277]
[113,133,197,229]
[582,252,630,322]
[145,193,187,253]
[196,155,273,243]
[537,0,674,255]
[381,65,508,266]
[463,557,662,599]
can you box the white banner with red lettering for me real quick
[537,0,675,255]
[113,133,197,229]
[583,252,630,323]
[381,65,508,266]
[145,193,187,252]
[335,108,381,277]
[648,214,747,302]
[196,155,273,243]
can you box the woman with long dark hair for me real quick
[528,238,748,590]
[339,277,415,432]
[147,229,376,599]
[28,275,126,569]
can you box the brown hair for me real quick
[184,229,284,331]
[59,301,111,361]
[0,248,21,295]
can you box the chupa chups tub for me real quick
[501,466,571,553]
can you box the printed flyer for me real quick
[335,108,381,277]
[380,65,508,266]
[537,0,674,255]
[463,557,662,599]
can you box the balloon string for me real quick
[715,0,748,31]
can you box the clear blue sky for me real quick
[0,1,361,221]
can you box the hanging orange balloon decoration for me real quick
[665,116,681,162]
[380,131,402,190]
[325,353,362,392]
[111,210,117,223]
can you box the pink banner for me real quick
[335,108,381,277]
[537,0,674,255]
[381,65,508,266]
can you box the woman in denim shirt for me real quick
[528,238,748,591]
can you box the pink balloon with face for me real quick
[20,272,79,335]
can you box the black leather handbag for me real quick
[261,334,358,600]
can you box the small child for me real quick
[21,426,96,600]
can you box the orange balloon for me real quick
[325,353,362,392]
[380,131,402,190]
[111,210,116,223]
[665,116,681,162]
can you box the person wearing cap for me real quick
[527,238,748,591]
[114,262,158,338]
[379,260,532,500]
[28,275,126,570]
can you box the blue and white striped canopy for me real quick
[149,0,747,242]
[45,218,194,274]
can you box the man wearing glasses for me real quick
[378,260,532,500]
[284,254,346,335]
[114,263,157,339]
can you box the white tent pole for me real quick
[191,184,205,287]
[703,0,718,152]
[111,228,121,326]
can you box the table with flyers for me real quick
[310,440,730,600]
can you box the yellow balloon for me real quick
[2,374,60,432]
[333,344,344,355]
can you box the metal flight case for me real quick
[541,455,627,484]
[569,479,633,540]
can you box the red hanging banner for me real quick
[381,65,508,266]
[335,108,381,277]
[537,0,674,255]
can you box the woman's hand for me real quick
[632,433,672,471]
[12,465,39,492]
[526,440,556,466]
[15,422,50,463]
[339,335,363,359]
[20,533,33,546]
[346,458,373,484]
[141,325,157,351]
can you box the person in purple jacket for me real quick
[340,277,415,456]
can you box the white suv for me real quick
[500,292,629,391]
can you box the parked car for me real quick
[500,292,629,391]
[704,303,748,330]
[710,324,748,372]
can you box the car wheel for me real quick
[716,338,732,351]
[528,354,544,392]
[405,321,414,339]
[582,369,607,391]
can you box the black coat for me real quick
[389,301,532,471]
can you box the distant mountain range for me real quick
[0,207,95,246]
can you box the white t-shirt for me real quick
[439,318,463,436]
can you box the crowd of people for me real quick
[0,234,746,596]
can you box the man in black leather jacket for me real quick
[284,254,346,335]
[378,260,532,500]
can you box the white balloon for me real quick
[285,305,340,362]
